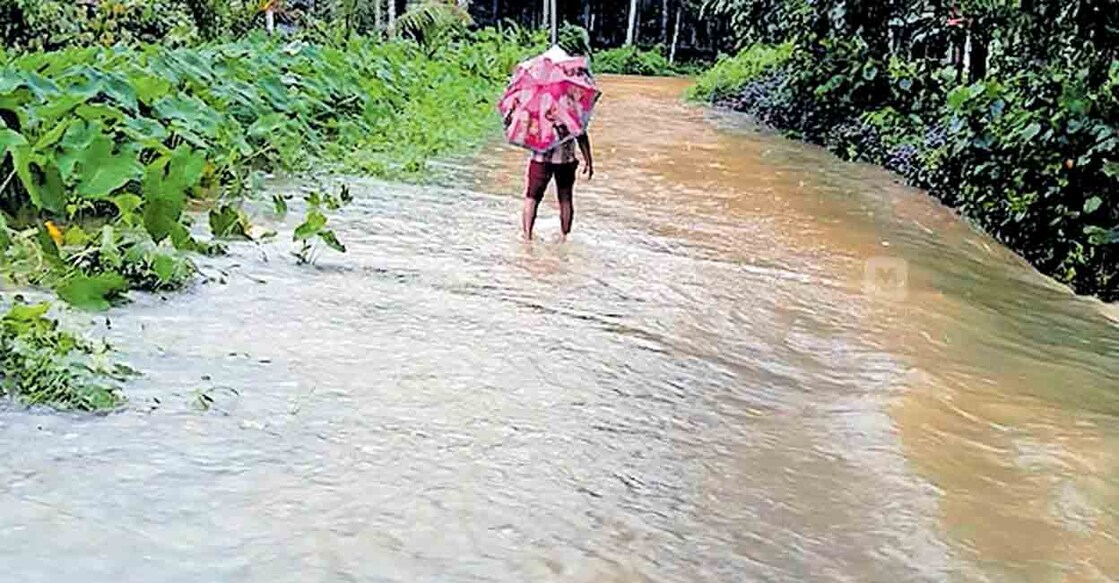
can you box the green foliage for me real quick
[557,22,591,57]
[691,0,1119,300]
[392,0,473,49]
[593,46,694,77]
[0,28,539,309]
[0,0,199,51]
[0,298,131,410]
[687,42,793,102]
[292,184,351,264]
[701,0,812,48]
[55,271,127,310]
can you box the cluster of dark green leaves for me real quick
[291,184,351,265]
[691,0,1118,300]
[593,46,696,77]
[686,42,792,102]
[0,28,539,310]
[0,298,131,410]
[0,0,202,51]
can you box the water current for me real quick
[1,75,1116,582]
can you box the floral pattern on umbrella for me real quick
[498,47,601,154]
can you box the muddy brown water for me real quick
[1,76,1116,582]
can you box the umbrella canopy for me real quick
[498,46,601,154]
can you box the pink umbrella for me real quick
[499,46,601,154]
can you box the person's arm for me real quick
[577,134,594,180]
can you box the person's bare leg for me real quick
[559,198,574,238]
[522,161,548,241]
[523,196,542,241]
[556,163,576,241]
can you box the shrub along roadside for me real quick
[690,42,1118,301]
[0,298,132,411]
[0,29,538,308]
[0,29,542,410]
[593,45,699,77]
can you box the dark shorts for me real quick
[525,160,577,202]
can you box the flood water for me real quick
[2,76,1117,582]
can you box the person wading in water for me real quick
[522,132,594,242]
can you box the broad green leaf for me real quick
[319,230,346,253]
[293,210,327,241]
[57,120,102,180]
[121,117,169,143]
[0,74,26,95]
[946,85,971,110]
[143,195,183,243]
[31,93,89,126]
[63,225,90,247]
[169,223,196,251]
[151,254,178,284]
[111,193,143,217]
[140,145,205,242]
[2,301,51,323]
[209,204,246,239]
[20,72,60,99]
[13,149,66,214]
[99,225,122,269]
[129,74,172,106]
[55,272,128,311]
[1083,197,1102,214]
[59,119,99,150]
[166,145,207,191]
[101,74,139,111]
[76,104,126,124]
[0,127,28,157]
[34,118,71,151]
[73,135,143,200]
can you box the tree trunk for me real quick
[374,0,383,33]
[265,8,275,34]
[492,0,499,25]
[387,0,396,30]
[550,0,557,44]
[669,5,681,63]
[542,0,549,31]
[968,28,989,82]
[626,0,638,45]
[661,0,668,44]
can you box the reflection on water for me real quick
[0,76,1116,581]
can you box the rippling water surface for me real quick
[2,76,1117,582]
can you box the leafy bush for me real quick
[694,41,1118,300]
[687,42,793,102]
[0,29,539,310]
[0,0,200,51]
[557,22,591,58]
[0,299,131,410]
[593,46,693,77]
[391,0,473,50]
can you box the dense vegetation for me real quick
[1,30,535,302]
[0,299,131,410]
[593,45,698,76]
[0,1,541,409]
[691,0,1118,301]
